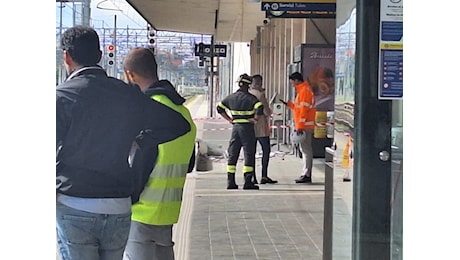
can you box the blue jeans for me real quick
[123,222,175,260]
[256,136,271,178]
[56,202,131,260]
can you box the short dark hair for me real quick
[252,74,263,82]
[123,47,158,80]
[60,25,102,66]
[289,72,303,82]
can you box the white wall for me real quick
[232,42,251,92]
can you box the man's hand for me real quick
[219,112,234,124]
[296,129,304,135]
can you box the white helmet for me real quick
[290,130,306,144]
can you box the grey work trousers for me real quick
[298,129,313,177]
[123,221,174,260]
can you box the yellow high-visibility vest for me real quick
[132,94,197,225]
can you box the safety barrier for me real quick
[194,116,335,160]
[193,116,333,131]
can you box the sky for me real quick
[55,0,251,87]
[56,0,147,29]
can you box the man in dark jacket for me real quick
[122,47,196,260]
[56,26,190,260]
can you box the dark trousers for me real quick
[227,124,256,175]
[256,136,270,178]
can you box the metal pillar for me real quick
[82,0,91,26]
[323,147,335,260]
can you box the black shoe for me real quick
[243,172,259,189]
[243,183,259,189]
[295,175,312,183]
[227,173,238,189]
[260,177,278,184]
[251,173,258,184]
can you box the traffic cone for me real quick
[341,137,350,168]
[343,149,352,182]
[342,136,352,182]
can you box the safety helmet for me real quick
[290,130,306,144]
[237,73,252,87]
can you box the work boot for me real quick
[295,175,312,183]
[227,173,238,189]
[252,173,258,184]
[243,173,259,190]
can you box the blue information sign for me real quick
[379,49,403,98]
[379,0,403,100]
[381,21,403,42]
[261,2,335,12]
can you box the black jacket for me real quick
[56,67,190,198]
[145,80,186,105]
[144,80,196,173]
[130,80,196,203]
[216,89,264,123]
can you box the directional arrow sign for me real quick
[261,2,335,12]
[263,3,272,10]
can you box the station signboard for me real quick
[261,1,335,12]
[194,43,227,57]
[265,10,335,19]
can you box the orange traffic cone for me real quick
[341,137,350,168]
[342,136,352,182]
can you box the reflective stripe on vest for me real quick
[221,101,262,124]
[233,119,251,123]
[140,165,188,201]
[218,102,228,110]
[299,101,313,108]
[230,110,255,116]
[131,94,196,226]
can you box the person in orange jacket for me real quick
[280,72,316,183]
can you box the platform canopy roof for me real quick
[126,0,267,42]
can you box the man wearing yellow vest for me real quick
[122,47,197,260]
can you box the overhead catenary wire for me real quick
[236,0,249,75]
[56,2,111,29]
[110,0,145,28]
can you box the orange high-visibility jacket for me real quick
[287,81,316,130]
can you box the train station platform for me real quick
[172,95,353,260]
[54,95,352,260]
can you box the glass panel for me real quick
[332,5,356,260]
[391,100,403,259]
